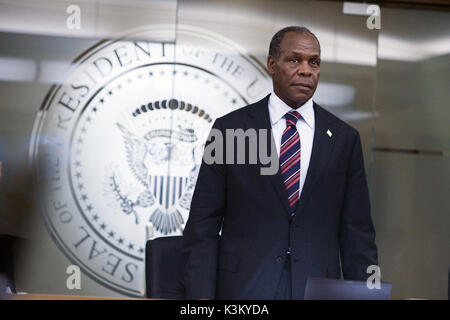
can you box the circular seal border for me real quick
[30,25,271,297]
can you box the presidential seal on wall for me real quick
[30,25,271,297]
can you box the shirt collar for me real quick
[268,91,315,130]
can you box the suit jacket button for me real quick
[276,256,283,263]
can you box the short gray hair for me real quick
[269,26,321,59]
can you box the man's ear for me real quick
[267,55,276,75]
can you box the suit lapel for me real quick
[247,95,292,217]
[247,97,338,221]
[293,102,337,222]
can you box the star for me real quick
[108,90,113,95]
[149,71,153,76]
[160,70,165,76]
[137,73,143,79]
[232,98,237,104]
[75,172,82,178]
[99,98,104,104]
[172,70,177,75]
[138,248,144,254]
[81,194,88,201]
[86,116,92,122]
[81,126,87,133]
[92,214,99,221]
[75,161,81,167]
[118,238,124,244]
[77,183,84,190]
[183,71,188,76]
[108,231,115,238]
[100,223,106,230]
[86,204,92,211]
[128,243,134,250]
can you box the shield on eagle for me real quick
[116,118,203,234]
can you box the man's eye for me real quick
[290,58,299,63]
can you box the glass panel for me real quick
[174,0,379,184]
[0,0,178,298]
[373,7,450,299]
[174,0,380,291]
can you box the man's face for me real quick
[267,31,321,108]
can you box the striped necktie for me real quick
[279,110,301,214]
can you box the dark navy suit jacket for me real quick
[182,94,378,299]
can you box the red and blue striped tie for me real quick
[279,110,301,214]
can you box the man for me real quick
[182,26,378,299]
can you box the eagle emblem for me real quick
[109,123,202,234]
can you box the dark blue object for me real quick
[304,277,392,300]
[145,236,185,299]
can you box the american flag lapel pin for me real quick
[326,129,332,137]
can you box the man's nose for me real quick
[297,61,311,76]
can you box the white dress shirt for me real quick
[268,91,315,199]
